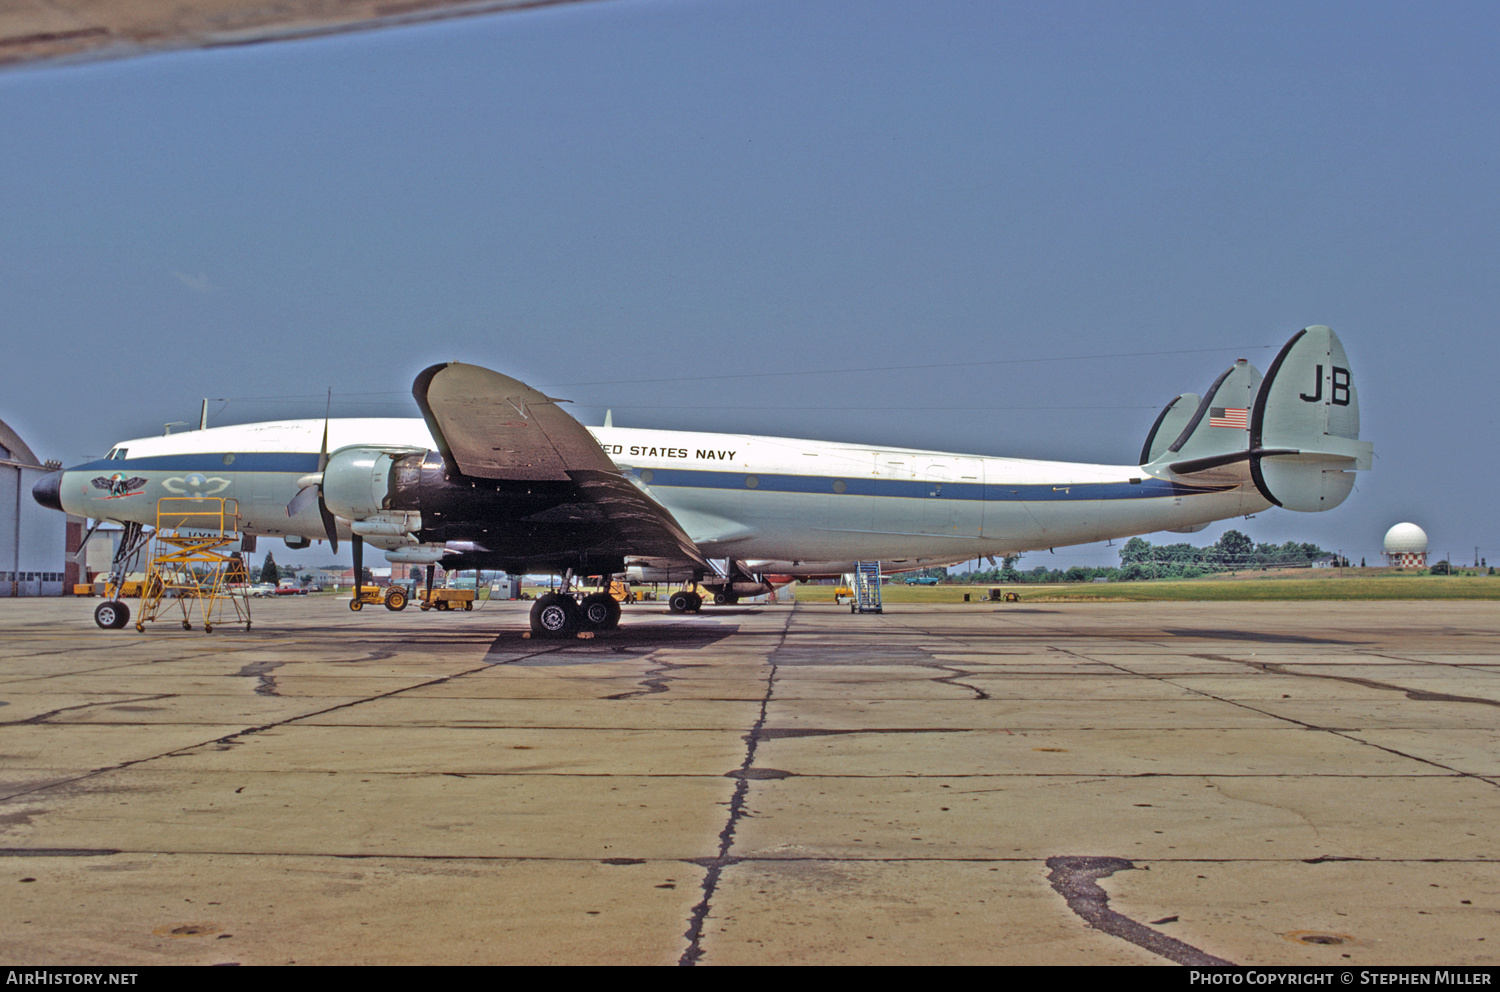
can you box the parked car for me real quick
[906,576,940,585]
[248,583,277,597]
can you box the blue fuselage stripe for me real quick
[82,455,1229,502]
[635,468,1223,501]
[79,453,322,474]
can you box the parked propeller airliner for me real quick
[34,326,1371,637]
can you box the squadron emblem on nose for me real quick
[91,474,148,498]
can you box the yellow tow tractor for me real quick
[350,585,409,611]
[575,579,634,603]
[419,587,474,611]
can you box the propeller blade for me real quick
[320,502,339,553]
[318,389,331,472]
[287,484,320,518]
[352,535,363,598]
[317,388,337,551]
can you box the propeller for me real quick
[287,391,340,552]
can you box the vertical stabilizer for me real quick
[1141,360,1260,476]
[1139,393,1200,465]
[1248,325,1372,511]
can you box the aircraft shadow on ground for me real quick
[486,622,742,665]
[1164,628,1361,645]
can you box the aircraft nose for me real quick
[32,470,64,512]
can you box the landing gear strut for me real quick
[94,520,148,631]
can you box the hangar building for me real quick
[1,418,67,596]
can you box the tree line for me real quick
[934,530,1334,584]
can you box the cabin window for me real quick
[832,480,847,494]
[639,469,654,484]
[222,453,236,466]
[745,475,759,489]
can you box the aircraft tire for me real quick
[94,601,129,630]
[530,593,579,637]
[688,592,703,612]
[385,589,408,611]
[668,591,694,614]
[580,592,621,630]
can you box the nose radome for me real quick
[32,470,64,512]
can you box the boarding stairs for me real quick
[853,561,883,614]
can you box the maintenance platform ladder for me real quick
[136,497,251,633]
[853,561,883,614]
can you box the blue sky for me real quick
[3,0,1497,569]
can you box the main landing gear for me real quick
[667,589,703,614]
[528,591,621,637]
[524,574,702,639]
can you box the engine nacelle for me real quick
[322,445,425,522]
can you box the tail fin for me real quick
[1248,325,1372,511]
[1141,326,1372,512]
[1140,359,1261,479]
[1139,392,1200,465]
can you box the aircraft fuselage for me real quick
[41,417,1270,573]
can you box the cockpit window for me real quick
[109,448,127,460]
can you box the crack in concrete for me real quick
[865,614,1000,699]
[606,657,698,700]
[1042,646,1500,791]
[0,643,574,805]
[677,607,793,966]
[1046,855,1235,966]
[1219,656,1500,708]
[0,693,175,726]
[235,660,282,696]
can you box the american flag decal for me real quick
[1209,407,1249,429]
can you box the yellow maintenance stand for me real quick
[135,497,252,633]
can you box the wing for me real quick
[412,363,709,572]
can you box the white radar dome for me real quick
[1383,523,1429,554]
